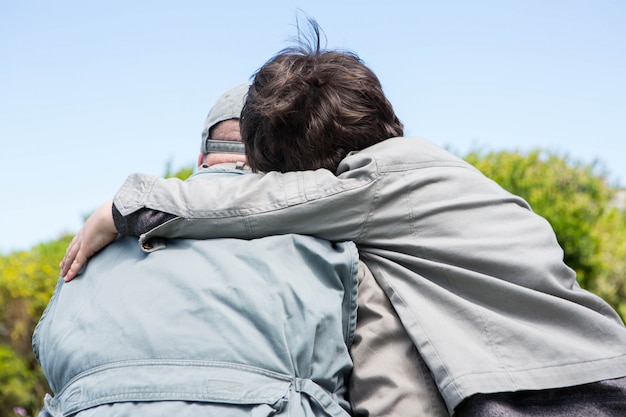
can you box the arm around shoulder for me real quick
[112,161,381,242]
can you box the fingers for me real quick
[63,253,88,282]
[60,232,82,278]
[61,232,116,282]
[60,231,90,282]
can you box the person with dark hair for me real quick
[241,37,403,173]
[34,84,360,417]
[61,21,626,417]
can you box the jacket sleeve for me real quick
[113,153,381,243]
[112,205,177,237]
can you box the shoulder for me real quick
[346,136,477,173]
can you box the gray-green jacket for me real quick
[113,137,626,414]
[33,234,358,416]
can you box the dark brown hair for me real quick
[241,19,403,173]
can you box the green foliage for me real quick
[164,162,194,180]
[0,345,38,416]
[0,236,70,416]
[591,206,626,319]
[464,149,626,319]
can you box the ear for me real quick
[197,153,205,167]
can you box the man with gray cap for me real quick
[33,84,359,417]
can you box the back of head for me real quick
[200,83,249,154]
[241,19,403,173]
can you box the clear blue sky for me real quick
[1,0,625,253]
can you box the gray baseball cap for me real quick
[200,82,250,154]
